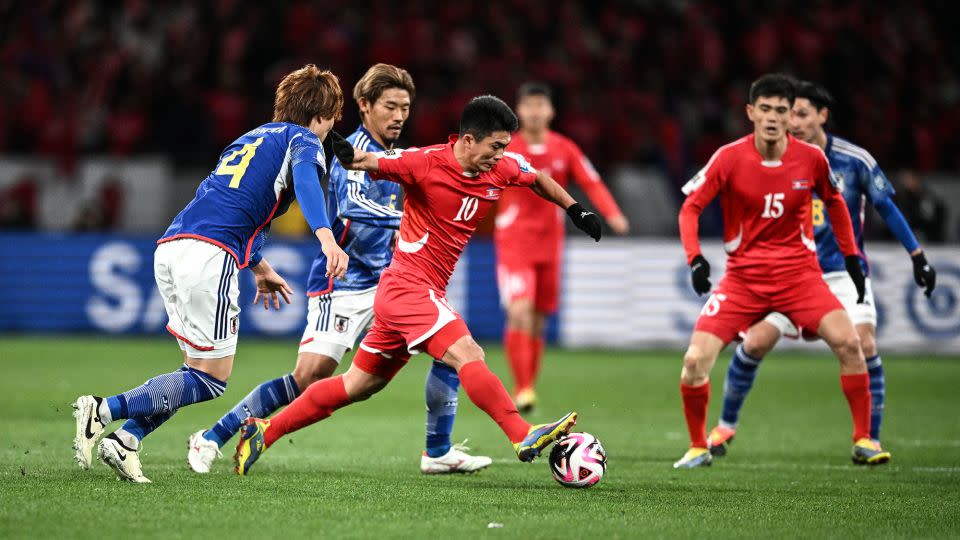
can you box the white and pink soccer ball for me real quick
[548,432,607,488]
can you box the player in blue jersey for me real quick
[706,80,937,465]
[186,64,492,475]
[71,65,351,482]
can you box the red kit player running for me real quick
[673,74,873,469]
[234,96,604,474]
[495,83,629,413]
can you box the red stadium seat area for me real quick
[1,0,957,177]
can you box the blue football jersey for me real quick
[813,135,895,275]
[306,126,403,295]
[160,123,326,267]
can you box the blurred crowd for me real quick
[3,0,958,173]
[0,0,957,238]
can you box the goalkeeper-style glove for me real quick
[689,255,711,296]
[844,255,866,303]
[566,202,602,242]
[911,252,937,298]
[329,131,355,164]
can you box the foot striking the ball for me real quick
[514,412,578,462]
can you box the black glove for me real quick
[912,252,937,298]
[329,130,355,164]
[566,202,602,242]
[689,255,711,296]
[844,255,866,303]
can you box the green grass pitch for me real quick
[1,337,958,538]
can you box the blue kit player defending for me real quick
[72,65,350,482]
[707,80,938,465]
[186,64,491,475]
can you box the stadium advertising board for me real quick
[2,233,957,353]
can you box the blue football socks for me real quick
[103,364,226,423]
[720,344,762,428]
[204,373,300,447]
[866,355,885,441]
[425,360,460,458]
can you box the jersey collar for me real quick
[355,124,386,152]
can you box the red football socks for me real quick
[840,373,872,441]
[459,360,531,443]
[530,335,544,387]
[264,375,351,447]
[681,381,710,449]
[504,328,533,393]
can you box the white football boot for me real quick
[187,430,222,473]
[420,440,493,474]
[98,434,151,483]
[72,395,107,469]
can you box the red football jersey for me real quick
[375,135,538,291]
[494,131,623,262]
[679,134,857,279]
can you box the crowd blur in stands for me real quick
[1,1,957,237]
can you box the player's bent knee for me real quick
[442,335,485,371]
[292,353,338,389]
[857,328,877,358]
[681,348,709,384]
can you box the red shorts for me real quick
[354,270,470,378]
[496,257,561,314]
[694,272,844,344]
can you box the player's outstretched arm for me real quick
[531,171,602,241]
[872,197,937,297]
[330,131,379,172]
[250,258,294,310]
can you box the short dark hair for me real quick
[795,80,835,111]
[517,81,552,102]
[459,95,519,139]
[748,73,797,105]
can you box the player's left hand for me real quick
[566,202,602,242]
[844,255,866,303]
[911,252,937,298]
[607,215,630,236]
[253,270,294,310]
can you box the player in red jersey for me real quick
[673,74,875,469]
[495,82,629,413]
[234,95,603,474]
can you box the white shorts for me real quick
[155,239,240,359]
[298,287,376,362]
[765,272,877,338]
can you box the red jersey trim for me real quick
[306,218,352,298]
[165,324,215,351]
[157,235,240,267]
[299,337,314,346]
[243,198,283,270]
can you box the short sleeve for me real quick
[501,151,538,187]
[376,148,429,185]
[290,132,326,175]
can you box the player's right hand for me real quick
[844,255,866,303]
[253,270,294,310]
[329,130,355,164]
[911,252,936,298]
[689,255,711,295]
[322,241,349,280]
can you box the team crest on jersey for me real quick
[831,172,845,192]
[484,188,501,199]
[334,315,349,334]
[230,315,239,335]
[792,179,810,190]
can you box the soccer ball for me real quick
[548,432,606,488]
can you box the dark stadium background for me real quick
[1,1,957,342]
